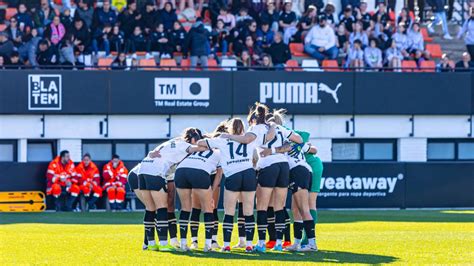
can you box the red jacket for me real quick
[46,156,75,188]
[73,161,101,186]
[102,160,128,188]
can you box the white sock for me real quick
[239,237,245,243]
[170,237,177,243]
[224,241,230,247]
[181,239,187,246]
[258,240,265,246]
[205,239,212,247]
[148,240,156,246]
[294,239,301,245]
[212,235,217,241]
[191,237,198,243]
[309,238,316,246]
[276,239,282,246]
[159,240,168,246]
[246,240,252,247]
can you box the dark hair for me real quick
[83,153,91,159]
[112,154,120,159]
[182,127,203,143]
[369,37,378,46]
[354,39,362,46]
[247,102,269,125]
[228,118,245,135]
[60,150,69,158]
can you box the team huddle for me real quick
[128,102,323,253]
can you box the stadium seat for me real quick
[139,59,156,70]
[322,60,341,72]
[207,59,221,70]
[401,60,419,72]
[180,58,190,70]
[5,7,17,20]
[0,24,6,32]
[421,27,433,42]
[426,44,442,59]
[285,59,301,71]
[159,58,179,70]
[221,58,237,71]
[289,43,308,57]
[97,58,113,70]
[301,59,322,72]
[420,60,436,72]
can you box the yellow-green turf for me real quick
[0,210,473,265]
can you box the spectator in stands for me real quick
[437,53,455,72]
[294,5,317,42]
[341,0,360,8]
[15,3,33,30]
[243,35,262,65]
[184,19,210,68]
[93,0,117,31]
[60,8,74,31]
[364,38,383,70]
[279,1,298,44]
[210,19,229,56]
[0,32,15,58]
[20,28,41,66]
[455,52,474,71]
[385,39,403,71]
[256,21,274,51]
[346,39,364,70]
[241,20,258,43]
[336,23,349,55]
[372,2,391,38]
[339,5,356,33]
[237,49,252,68]
[59,34,77,66]
[102,154,128,211]
[407,22,424,54]
[36,39,57,66]
[304,14,338,60]
[217,7,236,30]
[46,150,77,212]
[355,2,372,31]
[109,25,125,52]
[148,23,173,58]
[92,23,112,55]
[235,7,252,28]
[6,51,23,68]
[259,53,274,70]
[127,26,147,54]
[75,0,94,29]
[260,1,279,32]
[208,0,226,27]
[44,16,66,48]
[160,1,178,32]
[141,1,159,35]
[5,17,24,49]
[0,55,5,69]
[33,0,55,35]
[392,23,410,58]
[267,31,291,68]
[322,3,338,27]
[414,50,426,67]
[349,21,368,48]
[111,52,127,69]
[118,1,141,38]
[73,153,102,210]
[170,21,187,53]
[457,7,474,60]
[70,18,91,55]
[427,0,453,39]
[397,7,412,30]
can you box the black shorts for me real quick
[210,173,221,187]
[138,174,167,192]
[225,168,257,192]
[127,171,139,191]
[289,166,312,193]
[257,162,290,188]
[175,168,211,189]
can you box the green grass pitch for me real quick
[0,210,473,265]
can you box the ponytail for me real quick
[228,118,245,135]
[247,102,269,125]
[182,127,203,143]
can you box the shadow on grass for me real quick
[0,210,473,225]
[168,249,398,264]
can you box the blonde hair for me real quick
[271,108,287,125]
[227,118,245,135]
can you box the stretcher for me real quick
[0,191,46,212]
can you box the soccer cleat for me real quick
[266,240,276,249]
[272,244,283,252]
[170,238,180,248]
[254,244,266,253]
[177,244,190,252]
[284,243,300,252]
[297,244,318,252]
[245,246,254,253]
[221,246,231,252]
[142,244,148,251]
[159,244,176,252]
[282,241,292,248]
[190,241,199,250]
[232,241,246,249]
[147,244,160,251]
[203,245,213,253]
[211,241,221,249]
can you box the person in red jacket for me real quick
[103,154,128,210]
[73,153,103,210]
[46,150,77,211]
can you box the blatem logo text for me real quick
[28,74,62,110]
[319,174,404,198]
[260,82,342,104]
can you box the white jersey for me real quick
[165,164,177,181]
[138,139,191,177]
[130,163,140,174]
[206,137,256,177]
[248,124,294,169]
[287,142,312,172]
[177,149,221,175]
